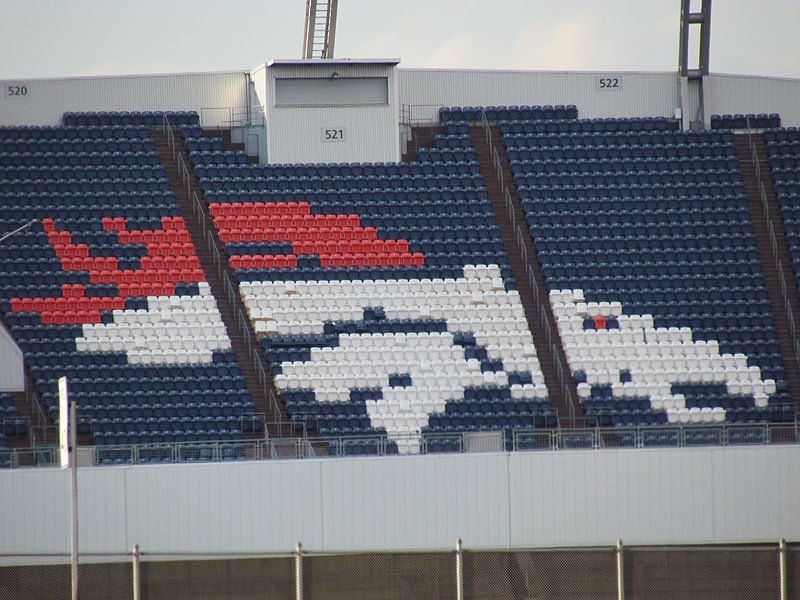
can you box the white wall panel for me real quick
[267,105,399,164]
[0,71,250,127]
[264,61,400,164]
[705,73,800,127]
[1,444,798,565]
[0,469,64,555]
[398,69,681,122]
[319,454,510,551]
[0,322,24,391]
[509,449,721,546]
[709,445,800,542]
[121,460,324,554]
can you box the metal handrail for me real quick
[746,121,800,374]
[398,103,449,126]
[3,421,797,468]
[158,117,286,431]
[479,111,577,424]
[199,106,265,129]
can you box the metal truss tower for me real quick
[302,0,339,59]
[679,0,712,127]
[679,0,712,79]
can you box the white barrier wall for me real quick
[0,71,251,127]
[1,445,798,564]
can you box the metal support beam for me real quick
[679,0,712,79]
[295,541,304,600]
[779,538,787,600]
[132,544,141,600]
[616,539,625,600]
[679,0,712,129]
[455,538,464,600]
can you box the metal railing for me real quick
[478,111,578,424]
[198,106,265,129]
[745,121,800,382]
[1,422,797,468]
[158,116,285,428]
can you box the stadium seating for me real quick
[0,112,258,460]
[186,128,554,453]
[711,114,781,130]
[0,392,25,437]
[493,107,791,427]
[764,128,800,292]
[0,392,25,466]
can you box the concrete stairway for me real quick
[733,132,800,417]
[469,123,583,427]
[202,128,260,164]
[152,127,292,439]
[401,125,444,162]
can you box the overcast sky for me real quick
[1,0,798,80]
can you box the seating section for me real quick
[492,107,792,427]
[63,111,200,127]
[0,392,25,451]
[187,128,554,453]
[0,112,258,461]
[551,289,776,426]
[441,105,579,122]
[764,128,800,292]
[711,114,780,130]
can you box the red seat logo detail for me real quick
[210,202,425,268]
[10,216,204,325]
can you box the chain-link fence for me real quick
[303,551,455,600]
[0,541,796,600]
[625,545,780,600]
[463,548,617,600]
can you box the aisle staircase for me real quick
[734,132,800,419]
[152,128,290,439]
[469,123,582,427]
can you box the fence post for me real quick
[779,538,787,600]
[295,541,304,600]
[132,544,141,600]
[455,538,464,600]
[616,540,625,600]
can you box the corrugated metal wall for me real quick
[397,69,682,122]
[266,104,398,164]
[3,67,798,148]
[705,73,800,127]
[0,71,250,127]
[1,445,797,564]
[264,62,400,164]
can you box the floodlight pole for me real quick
[60,377,79,600]
[678,0,712,128]
[70,400,79,600]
